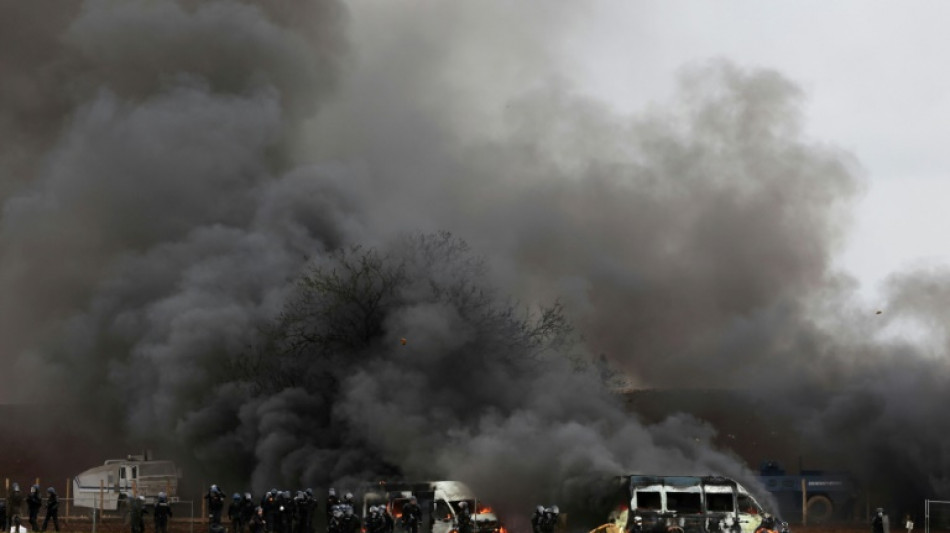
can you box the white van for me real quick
[625,476,786,533]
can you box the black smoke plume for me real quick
[3,0,948,526]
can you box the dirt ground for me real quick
[45,522,879,533]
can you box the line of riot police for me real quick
[2,483,61,532]
[201,485,319,533]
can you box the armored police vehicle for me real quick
[72,453,180,511]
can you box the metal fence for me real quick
[4,498,196,533]
[925,500,950,533]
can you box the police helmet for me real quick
[550,506,559,514]
[211,484,218,492]
[332,508,343,519]
[245,493,253,501]
[344,492,354,501]
[31,485,39,493]
[158,492,167,500]
[329,488,336,496]
[233,493,242,501]
[138,495,146,502]
[12,483,19,492]
[306,488,313,497]
[458,502,468,509]
[537,506,544,514]
[47,487,55,494]
[409,496,417,503]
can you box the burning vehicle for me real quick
[72,453,180,511]
[360,481,505,533]
[578,475,786,533]
[620,476,786,533]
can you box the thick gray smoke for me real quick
[3,0,949,524]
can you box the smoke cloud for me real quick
[3,0,950,526]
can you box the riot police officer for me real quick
[531,506,544,533]
[26,485,41,532]
[249,507,266,533]
[303,489,317,533]
[7,483,24,532]
[328,505,343,533]
[130,495,147,533]
[364,507,383,533]
[340,505,360,533]
[378,505,394,533]
[206,485,225,528]
[456,502,473,533]
[154,492,173,533]
[539,506,559,533]
[262,490,279,533]
[278,491,293,533]
[401,497,422,533]
[40,488,58,532]
[230,493,245,533]
[326,490,339,524]
[241,494,257,533]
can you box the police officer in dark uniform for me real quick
[230,493,245,533]
[378,505,394,533]
[401,497,422,533]
[456,502,473,533]
[539,506,558,533]
[262,490,278,533]
[278,491,294,533]
[206,485,225,528]
[293,492,307,533]
[0,499,7,533]
[26,485,41,532]
[364,507,383,533]
[131,496,147,533]
[249,507,266,533]
[326,490,339,524]
[328,506,343,533]
[241,494,257,533]
[40,488,58,532]
[303,489,317,533]
[154,492,173,533]
[340,506,360,533]
[531,506,544,533]
[8,483,24,532]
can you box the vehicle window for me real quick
[706,494,734,512]
[434,500,453,521]
[392,499,408,518]
[635,492,661,511]
[737,495,761,515]
[132,466,138,479]
[667,492,702,514]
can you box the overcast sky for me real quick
[499,1,950,302]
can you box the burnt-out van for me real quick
[623,476,786,533]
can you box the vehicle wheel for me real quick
[806,495,834,524]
